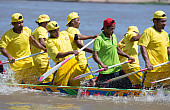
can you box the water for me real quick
[0,0,170,109]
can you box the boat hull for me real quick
[7,83,162,97]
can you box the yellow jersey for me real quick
[0,27,34,71]
[138,26,169,72]
[66,27,87,65]
[46,31,74,64]
[118,31,140,69]
[31,26,51,69]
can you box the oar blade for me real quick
[74,72,96,80]
[39,63,62,82]
[74,61,131,80]
[151,77,170,84]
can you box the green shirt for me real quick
[93,32,121,74]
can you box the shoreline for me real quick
[47,0,170,5]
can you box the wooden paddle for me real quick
[104,61,170,84]
[0,51,45,65]
[74,60,132,80]
[151,77,170,84]
[39,39,95,82]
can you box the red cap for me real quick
[102,18,116,30]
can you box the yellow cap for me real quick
[66,12,79,26]
[151,10,166,21]
[47,21,60,31]
[38,14,50,23]
[128,26,139,33]
[11,13,23,22]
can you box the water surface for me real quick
[0,1,170,110]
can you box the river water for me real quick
[0,0,170,110]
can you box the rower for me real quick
[138,10,170,88]
[31,14,53,85]
[118,26,143,88]
[0,13,46,84]
[92,18,135,88]
[66,12,95,86]
[46,21,97,86]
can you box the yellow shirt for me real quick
[31,26,48,54]
[66,27,87,65]
[31,26,50,69]
[0,27,34,71]
[46,31,74,64]
[138,26,169,72]
[118,31,140,69]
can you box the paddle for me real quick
[39,39,95,82]
[74,60,132,80]
[0,51,45,65]
[151,77,170,84]
[104,61,170,84]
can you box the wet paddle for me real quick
[39,39,95,82]
[0,51,45,65]
[151,77,170,84]
[74,60,132,80]
[104,61,170,84]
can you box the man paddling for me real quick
[46,21,97,86]
[118,26,143,88]
[138,10,170,88]
[31,14,53,84]
[93,18,135,88]
[0,13,46,84]
[66,12,95,86]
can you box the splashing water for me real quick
[0,67,170,105]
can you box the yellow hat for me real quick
[128,26,139,33]
[47,21,60,31]
[11,13,23,22]
[151,10,166,21]
[66,12,79,26]
[38,14,50,23]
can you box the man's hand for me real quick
[128,56,135,63]
[146,62,154,70]
[8,56,15,63]
[101,64,108,71]
[43,48,47,52]
[72,50,79,56]
[92,34,100,39]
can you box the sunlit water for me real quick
[0,0,170,109]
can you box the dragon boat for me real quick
[7,83,169,97]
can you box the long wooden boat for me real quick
[7,83,170,97]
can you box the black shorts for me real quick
[96,70,132,89]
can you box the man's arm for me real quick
[39,38,46,48]
[74,40,93,53]
[92,51,108,70]
[140,46,153,70]
[75,34,99,40]
[29,35,46,51]
[117,46,135,63]
[130,35,141,42]
[56,50,79,58]
[0,47,15,63]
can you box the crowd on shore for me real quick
[0,10,170,89]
